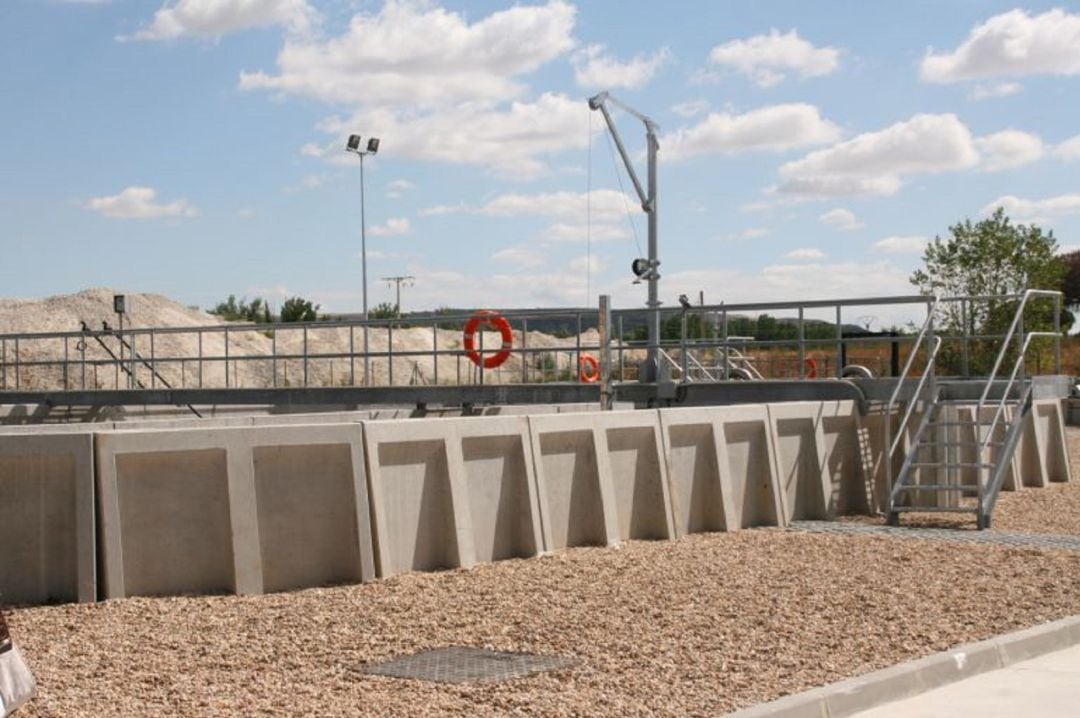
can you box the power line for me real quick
[381,275,415,313]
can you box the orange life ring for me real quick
[463,310,513,369]
[579,353,600,383]
[804,357,818,379]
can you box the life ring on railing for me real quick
[579,353,600,383]
[463,310,513,369]
[804,357,818,379]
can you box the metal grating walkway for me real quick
[789,520,1080,552]
[361,646,577,684]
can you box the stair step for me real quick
[892,506,977,514]
[915,441,1004,448]
[911,462,995,469]
[925,421,993,427]
[896,484,980,493]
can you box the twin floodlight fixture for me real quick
[346,135,380,155]
[630,257,659,285]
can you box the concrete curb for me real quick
[726,614,1080,718]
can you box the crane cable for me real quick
[601,110,645,257]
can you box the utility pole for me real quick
[381,275,415,315]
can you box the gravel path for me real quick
[6,430,1080,716]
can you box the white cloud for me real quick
[706,29,840,87]
[970,81,1022,101]
[818,208,864,231]
[240,0,576,107]
[572,44,670,89]
[474,189,640,222]
[872,235,927,254]
[129,0,316,41]
[983,194,1080,222]
[671,99,710,118]
[569,254,605,273]
[784,248,825,260]
[491,246,546,269]
[309,93,593,179]
[546,223,630,242]
[921,9,1080,83]
[1055,135,1080,162]
[83,186,198,219]
[741,227,769,239]
[368,217,411,236]
[973,130,1044,171]
[661,103,841,162]
[386,179,415,198]
[777,113,979,197]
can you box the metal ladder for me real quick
[885,290,1061,530]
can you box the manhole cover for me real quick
[362,646,576,684]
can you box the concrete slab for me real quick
[95,424,374,599]
[0,433,95,604]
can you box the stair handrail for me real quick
[974,289,1063,450]
[886,297,941,460]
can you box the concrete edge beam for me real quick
[724,614,1080,718]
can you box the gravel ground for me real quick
[7,430,1080,716]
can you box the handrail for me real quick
[977,330,1058,452]
[885,298,940,456]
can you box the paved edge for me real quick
[725,614,1080,718]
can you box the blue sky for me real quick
[3,1,1079,324]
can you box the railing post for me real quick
[721,308,729,380]
[521,318,528,384]
[618,315,624,381]
[302,325,308,387]
[272,328,278,388]
[798,307,805,379]
[63,335,69,391]
[576,313,582,384]
[349,325,355,386]
[1055,293,1062,374]
[388,323,394,386]
[835,304,843,378]
[224,327,230,388]
[961,298,970,377]
[679,313,688,381]
[599,295,612,410]
[433,321,439,386]
[198,331,203,388]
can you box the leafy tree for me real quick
[1061,250,1080,308]
[279,296,320,323]
[369,302,399,319]
[910,208,1066,374]
[209,295,272,323]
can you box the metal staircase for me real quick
[885,290,1061,530]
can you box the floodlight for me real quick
[678,294,691,310]
[346,134,362,152]
[366,138,381,154]
[631,258,649,278]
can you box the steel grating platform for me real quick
[789,520,1080,552]
[361,646,577,684]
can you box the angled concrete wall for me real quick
[362,415,544,578]
[658,408,737,536]
[528,410,674,550]
[0,433,95,604]
[819,400,872,515]
[1032,399,1072,483]
[95,424,374,599]
[768,402,832,521]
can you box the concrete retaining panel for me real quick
[768,402,831,522]
[1032,399,1072,483]
[362,415,544,578]
[1018,409,1048,488]
[658,408,737,536]
[528,411,674,550]
[95,424,374,599]
[818,401,869,515]
[0,433,95,604]
[716,405,784,529]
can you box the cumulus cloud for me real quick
[1055,135,1080,162]
[240,0,576,107]
[661,103,841,162]
[546,223,629,242]
[973,130,1044,171]
[671,99,710,118]
[872,235,927,254]
[970,81,1022,101]
[983,194,1080,222]
[573,44,670,89]
[473,189,640,222]
[818,208,864,231]
[386,179,415,198]
[921,8,1080,83]
[784,248,825,260]
[128,0,316,41]
[368,217,411,236]
[706,29,840,87]
[83,186,198,219]
[491,246,546,269]
[308,93,592,180]
[776,113,979,197]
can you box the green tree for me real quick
[209,295,272,323]
[279,296,320,323]
[910,207,1066,374]
[369,301,399,319]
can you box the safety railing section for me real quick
[0,308,605,393]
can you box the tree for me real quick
[910,208,1066,373]
[369,302,399,319]
[1061,250,1080,308]
[209,295,272,323]
[279,296,319,323]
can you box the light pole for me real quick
[346,134,380,385]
